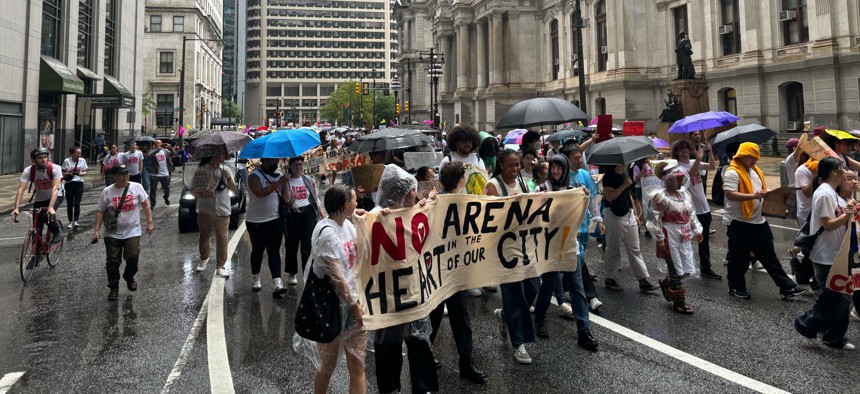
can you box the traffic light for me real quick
[355,83,361,95]
[395,103,400,114]
[404,100,409,112]
[384,89,390,96]
[362,82,370,95]
[203,104,208,112]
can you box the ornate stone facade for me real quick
[394,0,860,134]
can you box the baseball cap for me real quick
[111,164,129,175]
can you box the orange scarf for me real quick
[727,159,766,220]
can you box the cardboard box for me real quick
[761,186,797,218]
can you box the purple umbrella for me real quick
[668,111,740,134]
[503,129,529,144]
[651,137,670,148]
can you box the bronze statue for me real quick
[660,90,682,122]
[675,32,695,80]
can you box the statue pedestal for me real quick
[657,79,711,146]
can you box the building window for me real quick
[595,97,606,115]
[721,88,737,115]
[150,15,162,32]
[720,0,741,55]
[595,1,608,72]
[158,52,174,73]
[104,0,117,75]
[173,16,185,32]
[782,0,808,45]
[550,19,560,81]
[156,94,175,127]
[570,13,580,77]
[41,0,62,57]
[785,82,804,124]
[673,5,688,40]
[77,0,94,68]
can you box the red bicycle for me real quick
[18,207,65,283]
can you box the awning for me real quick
[104,75,133,98]
[76,67,101,81]
[39,56,84,94]
[210,117,237,126]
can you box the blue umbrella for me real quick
[668,111,740,134]
[239,128,320,159]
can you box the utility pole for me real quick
[575,0,587,113]
[372,68,377,129]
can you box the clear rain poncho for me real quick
[292,216,368,372]
[645,162,703,278]
[369,164,434,346]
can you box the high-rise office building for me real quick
[222,0,238,102]
[244,0,396,126]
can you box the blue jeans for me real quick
[500,280,536,348]
[141,166,150,191]
[534,262,591,334]
[795,263,852,347]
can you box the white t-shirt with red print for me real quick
[289,177,311,208]
[103,154,121,172]
[679,161,710,214]
[20,164,62,203]
[121,151,144,175]
[154,150,170,176]
[310,218,358,303]
[97,182,149,239]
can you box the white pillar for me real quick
[476,20,487,89]
[491,12,504,85]
[457,22,470,90]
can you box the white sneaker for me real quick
[195,258,209,273]
[514,344,532,364]
[251,274,261,291]
[558,302,573,317]
[273,278,286,294]
[66,222,74,229]
[216,268,231,278]
[529,306,535,314]
[494,308,508,342]
[443,304,448,316]
[467,288,482,297]
[839,342,856,351]
[73,221,80,228]
[851,309,860,322]
[589,298,604,311]
[752,261,765,272]
[287,274,298,285]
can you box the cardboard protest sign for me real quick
[302,149,326,176]
[622,121,645,136]
[761,186,798,218]
[798,133,839,161]
[351,164,386,192]
[463,163,489,195]
[404,152,444,170]
[417,181,437,199]
[352,189,589,329]
[324,148,370,174]
[827,218,860,295]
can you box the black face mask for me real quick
[261,162,279,175]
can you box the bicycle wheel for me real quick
[46,235,64,267]
[20,230,37,283]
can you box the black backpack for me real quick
[712,166,725,206]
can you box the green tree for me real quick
[141,93,156,128]
[221,99,242,120]
[320,80,398,128]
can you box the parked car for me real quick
[178,156,247,233]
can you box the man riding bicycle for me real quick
[11,147,64,243]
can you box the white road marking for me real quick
[0,372,25,394]
[0,236,26,241]
[590,315,791,394]
[160,221,245,394]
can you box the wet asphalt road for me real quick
[0,179,857,393]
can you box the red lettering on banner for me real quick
[371,218,406,265]
[411,213,429,257]
[828,274,855,294]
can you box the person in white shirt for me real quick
[439,124,485,169]
[62,147,88,229]
[190,154,238,278]
[672,140,721,280]
[91,165,153,300]
[121,141,144,184]
[722,143,805,300]
[146,139,174,208]
[284,156,324,285]
[102,144,121,186]
[794,158,856,351]
[11,148,63,243]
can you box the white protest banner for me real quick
[302,148,326,176]
[353,188,589,330]
[404,152,444,170]
[324,148,370,174]
[827,218,860,295]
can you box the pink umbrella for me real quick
[423,119,434,125]
[589,117,598,126]
[503,129,529,144]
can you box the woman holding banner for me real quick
[294,184,368,394]
[485,149,538,364]
[370,164,439,394]
[532,154,600,351]
[428,161,488,385]
[794,158,856,350]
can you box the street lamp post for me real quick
[418,48,444,129]
[180,35,221,148]
[371,68,377,129]
[574,0,587,113]
[390,74,401,124]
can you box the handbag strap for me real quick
[258,169,284,200]
[114,183,130,216]
[309,225,333,273]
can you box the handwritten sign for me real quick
[417,181,437,199]
[798,134,839,161]
[622,121,645,136]
[351,164,386,193]
[324,148,370,174]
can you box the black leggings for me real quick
[247,218,284,278]
[64,181,84,222]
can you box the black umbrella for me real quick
[711,123,776,154]
[585,136,658,165]
[496,98,589,130]
[135,136,156,143]
[348,128,433,153]
[187,131,252,157]
[545,128,587,143]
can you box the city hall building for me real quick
[0,0,145,175]
[394,0,860,135]
[243,0,397,126]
